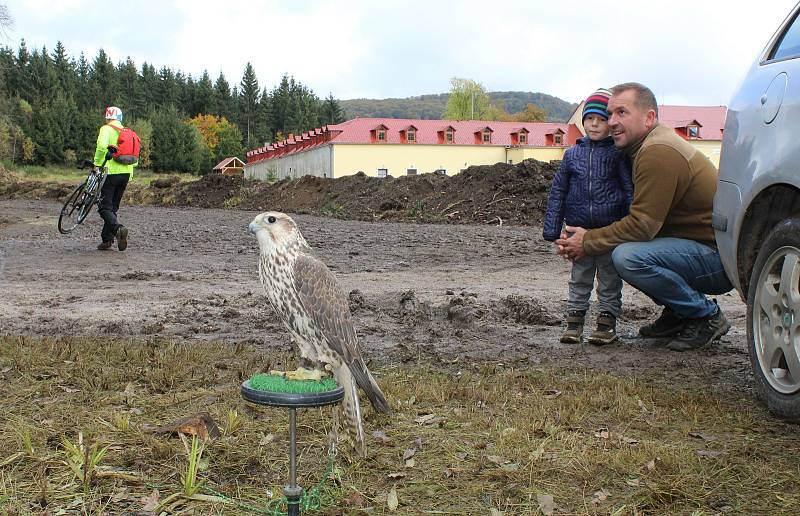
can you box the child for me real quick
[542,88,633,345]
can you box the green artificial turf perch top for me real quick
[249,372,340,394]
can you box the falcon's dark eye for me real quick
[267,216,277,224]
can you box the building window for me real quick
[688,126,699,138]
[377,130,386,142]
[407,129,416,142]
[446,130,454,142]
[407,168,417,175]
[554,134,562,145]
[434,168,446,175]
[377,168,388,178]
[482,130,491,143]
[519,133,527,144]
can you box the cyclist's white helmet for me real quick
[104,106,123,122]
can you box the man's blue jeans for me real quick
[611,238,733,319]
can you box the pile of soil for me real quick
[0,158,560,226]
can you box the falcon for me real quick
[248,211,391,457]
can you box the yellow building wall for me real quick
[689,140,722,168]
[331,144,567,177]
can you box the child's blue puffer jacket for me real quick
[542,136,633,241]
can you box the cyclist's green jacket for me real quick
[94,120,135,177]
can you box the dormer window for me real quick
[554,134,562,145]
[438,126,456,144]
[401,125,418,144]
[511,128,530,145]
[371,124,389,143]
[475,127,494,144]
[688,125,699,138]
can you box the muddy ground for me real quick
[0,198,751,397]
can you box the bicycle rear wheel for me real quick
[58,183,88,234]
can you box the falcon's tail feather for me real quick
[336,368,366,458]
[348,360,391,415]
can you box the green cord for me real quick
[200,447,336,515]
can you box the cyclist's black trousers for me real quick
[98,173,130,243]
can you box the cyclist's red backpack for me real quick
[109,125,141,165]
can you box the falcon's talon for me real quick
[283,367,328,381]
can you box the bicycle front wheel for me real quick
[77,182,101,224]
[58,183,88,234]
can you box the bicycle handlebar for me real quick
[76,157,110,170]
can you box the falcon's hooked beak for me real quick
[247,221,258,235]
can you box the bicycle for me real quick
[57,158,109,234]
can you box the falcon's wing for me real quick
[293,253,362,364]
[293,252,391,415]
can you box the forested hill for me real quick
[340,91,577,122]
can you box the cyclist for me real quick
[94,106,134,251]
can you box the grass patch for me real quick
[2,162,196,187]
[0,336,798,514]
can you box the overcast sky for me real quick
[3,0,798,106]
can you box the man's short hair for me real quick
[610,82,659,119]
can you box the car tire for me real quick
[747,217,800,421]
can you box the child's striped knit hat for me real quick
[582,88,611,121]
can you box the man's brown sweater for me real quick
[583,123,718,255]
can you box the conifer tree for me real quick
[194,70,214,116]
[321,93,344,125]
[238,62,260,147]
[214,72,234,122]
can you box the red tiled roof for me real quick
[327,118,575,146]
[658,106,726,140]
[246,118,579,164]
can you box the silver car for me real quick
[714,1,800,420]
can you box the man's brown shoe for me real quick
[97,240,113,250]
[117,226,128,251]
[639,306,686,337]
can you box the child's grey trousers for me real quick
[567,252,622,317]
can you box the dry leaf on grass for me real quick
[591,488,610,504]
[537,493,556,515]
[414,414,436,425]
[697,450,723,458]
[486,455,507,465]
[594,428,610,439]
[387,486,399,511]
[140,489,160,512]
[543,389,562,399]
[152,412,220,441]
[387,472,406,480]
[689,431,717,441]
[402,448,416,461]
[372,430,390,443]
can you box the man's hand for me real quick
[555,225,587,262]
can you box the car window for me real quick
[770,11,800,61]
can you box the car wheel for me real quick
[747,217,800,421]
